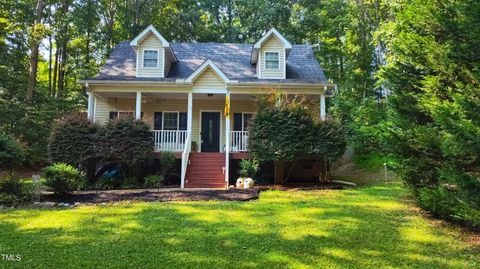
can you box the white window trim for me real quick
[241,112,256,131]
[264,51,280,70]
[162,111,180,130]
[142,49,160,68]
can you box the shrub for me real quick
[42,163,86,196]
[48,112,98,183]
[0,193,29,206]
[95,176,116,190]
[144,174,164,189]
[417,186,480,227]
[0,173,32,206]
[158,152,177,183]
[98,118,153,176]
[239,159,259,178]
[250,92,347,183]
[122,177,140,189]
[0,173,23,196]
[0,134,25,170]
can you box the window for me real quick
[265,52,279,69]
[143,50,158,68]
[243,113,254,131]
[109,111,135,120]
[154,112,187,130]
[234,113,255,131]
[163,112,179,130]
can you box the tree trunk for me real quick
[26,0,44,103]
[274,160,286,184]
[57,34,68,98]
[52,46,59,96]
[48,34,52,95]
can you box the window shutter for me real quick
[109,112,118,120]
[179,112,187,130]
[154,112,162,130]
[233,113,242,131]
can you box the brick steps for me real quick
[185,152,226,189]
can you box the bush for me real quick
[0,173,23,196]
[250,92,347,183]
[122,177,140,189]
[239,159,259,178]
[417,186,480,227]
[42,163,86,196]
[0,193,30,206]
[0,173,32,206]
[48,112,98,182]
[158,152,177,183]
[95,176,116,190]
[0,134,25,170]
[99,118,153,166]
[49,112,98,166]
[144,174,164,188]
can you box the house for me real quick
[78,25,334,189]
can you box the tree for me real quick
[378,0,480,225]
[250,92,346,183]
[26,0,45,103]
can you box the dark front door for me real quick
[201,112,220,152]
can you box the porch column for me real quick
[187,92,193,132]
[135,91,142,120]
[87,91,94,121]
[320,86,326,121]
[225,90,231,189]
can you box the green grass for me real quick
[0,183,478,268]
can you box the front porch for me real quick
[87,90,327,188]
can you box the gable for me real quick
[262,35,284,49]
[136,33,165,77]
[193,67,226,90]
[258,35,286,79]
[140,33,163,47]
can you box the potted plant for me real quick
[191,141,198,152]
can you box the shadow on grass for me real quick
[0,184,478,268]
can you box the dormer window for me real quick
[265,52,280,70]
[143,50,159,68]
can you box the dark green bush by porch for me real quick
[48,112,99,182]
[249,92,347,183]
[97,118,154,174]
[42,163,86,196]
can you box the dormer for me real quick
[251,28,292,79]
[130,25,177,78]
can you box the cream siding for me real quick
[136,33,165,78]
[258,35,286,79]
[192,67,226,90]
[93,96,257,152]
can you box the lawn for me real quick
[0,183,478,268]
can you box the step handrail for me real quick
[180,131,191,188]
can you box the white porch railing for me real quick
[230,131,249,152]
[153,130,189,152]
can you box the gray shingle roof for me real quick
[88,41,328,84]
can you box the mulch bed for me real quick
[43,189,260,204]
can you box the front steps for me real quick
[185,152,226,188]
